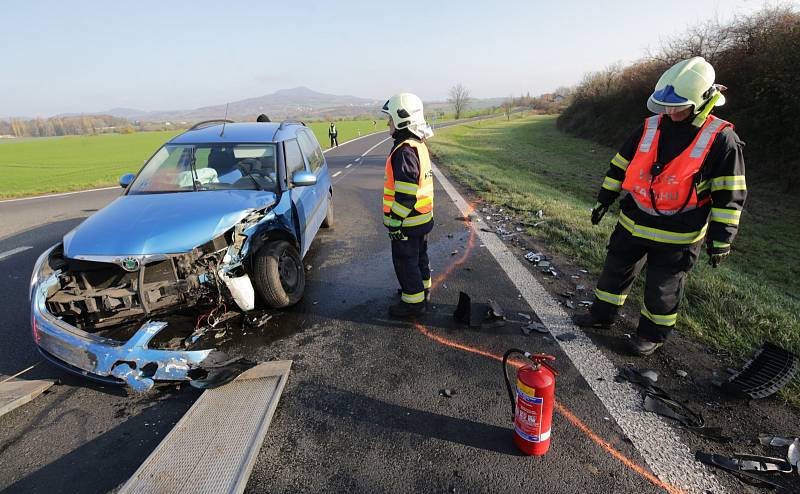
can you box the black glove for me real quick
[388,230,407,241]
[591,202,610,225]
[706,241,731,268]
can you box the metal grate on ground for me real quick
[119,361,292,494]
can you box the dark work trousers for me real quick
[330,136,339,147]
[591,225,701,342]
[391,234,431,304]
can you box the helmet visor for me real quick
[647,84,692,114]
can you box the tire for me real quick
[321,193,334,229]
[251,240,305,308]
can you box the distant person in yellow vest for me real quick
[575,57,747,356]
[381,93,436,318]
[328,122,339,147]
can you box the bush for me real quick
[557,6,800,189]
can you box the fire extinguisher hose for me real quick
[502,348,530,417]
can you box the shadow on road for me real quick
[2,387,200,494]
[295,381,522,456]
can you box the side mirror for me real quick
[119,173,135,188]
[291,171,317,187]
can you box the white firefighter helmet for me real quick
[381,92,432,138]
[647,57,726,116]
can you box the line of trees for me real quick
[0,115,134,138]
[557,5,800,188]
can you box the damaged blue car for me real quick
[29,120,333,390]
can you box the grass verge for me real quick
[0,131,180,199]
[0,119,382,199]
[428,114,800,406]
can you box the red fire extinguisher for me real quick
[502,349,557,456]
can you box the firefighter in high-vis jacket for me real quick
[576,57,747,356]
[381,93,435,318]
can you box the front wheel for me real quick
[251,240,305,308]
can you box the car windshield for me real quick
[128,143,278,194]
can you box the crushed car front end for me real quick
[30,243,226,391]
[29,201,289,392]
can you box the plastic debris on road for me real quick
[715,342,798,399]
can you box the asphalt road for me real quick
[0,125,681,493]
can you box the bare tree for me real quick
[448,83,472,119]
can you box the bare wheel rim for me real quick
[277,248,299,292]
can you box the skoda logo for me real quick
[121,257,140,272]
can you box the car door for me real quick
[296,129,329,241]
[284,138,317,257]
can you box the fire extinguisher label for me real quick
[515,389,549,443]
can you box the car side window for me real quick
[284,139,306,177]
[297,130,324,172]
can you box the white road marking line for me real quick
[0,246,33,261]
[432,163,723,493]
[333,137,392,184]
[360,137,391,158]
[332,171,342,178]
[345,164,352,169]
[0,187,118,204]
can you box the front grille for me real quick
[143,259,177,284]
[720,343,799,399]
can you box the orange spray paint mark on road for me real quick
[432,204,475,290]
[416,198,685,494]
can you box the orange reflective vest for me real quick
[383,139,434,228]
[622,114,732,215]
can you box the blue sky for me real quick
[1,0,787,116]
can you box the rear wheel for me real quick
[252,240,305,308]
[321,193,334,229]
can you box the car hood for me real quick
[63,190,277,256]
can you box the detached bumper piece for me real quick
[717,343,799,399]
[617,367,730,443]
[695,452,797,491]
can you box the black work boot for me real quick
[389,301,427,318]
[572,311,612,330]
[630,337,663,356]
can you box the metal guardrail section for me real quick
[119,360,292,494]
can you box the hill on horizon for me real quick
[15,87,508,124]
[65,87,382,123]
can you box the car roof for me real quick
[169,122,305,144]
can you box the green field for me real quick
[306,119,384,147]
[0,119,382,198]
[428,114,800,405]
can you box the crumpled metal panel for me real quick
[33,272,212,386]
